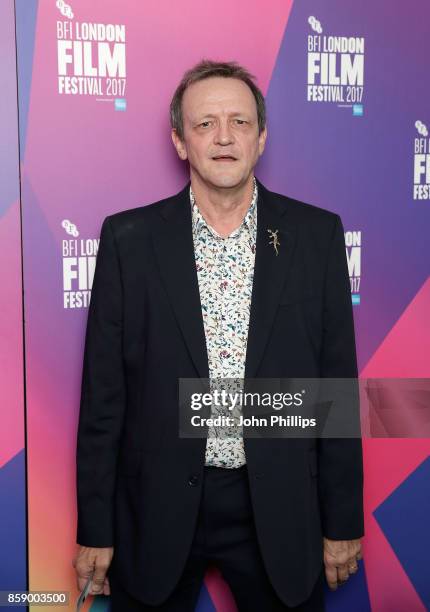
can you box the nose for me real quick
[214,119,235,146]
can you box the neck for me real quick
[190,172,255,238]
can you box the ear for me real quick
[171,129,188,161]
[258,126,267,156]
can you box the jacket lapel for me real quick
[244,180,297,378]
[151,183,210,380]
[151,179,297,381]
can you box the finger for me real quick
[324,565,338,591]
[346,549,359,572]
[90,572,106,595]
[337,564,350,584]
[103,576,110,596]
[92,557,111,594]
[76,567,95,592]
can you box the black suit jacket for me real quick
[76,178,364,607]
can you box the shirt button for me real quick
[188,474,199,486]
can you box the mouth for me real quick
[212,154,237,162]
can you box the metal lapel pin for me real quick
[267,228,280,256]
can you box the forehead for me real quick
[182,76,257,118]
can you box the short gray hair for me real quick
[170,59,266,140]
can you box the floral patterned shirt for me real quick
[190,179,258,468]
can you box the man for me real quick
[73,60,364,611]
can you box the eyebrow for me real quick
[193,112,252,121]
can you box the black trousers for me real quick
[109,464,325,611]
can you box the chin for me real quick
[209,172,245,189]
[217,178,241,189]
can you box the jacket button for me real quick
[188,474,199,486]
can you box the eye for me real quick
[199,121,212,128]
[234,119,247,125]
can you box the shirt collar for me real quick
[190,177,258,241]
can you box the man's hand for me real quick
[323,537,362,591]
[72,546,114,596]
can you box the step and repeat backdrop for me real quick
[1,0,429,610]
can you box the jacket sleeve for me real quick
[76,215,126,547]
[317,214,365,540]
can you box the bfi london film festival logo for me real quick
[55,0,127,111]
[62,220,99,309]
[413,120,430,200]
[307,16,365,116]
[345,230,361,306]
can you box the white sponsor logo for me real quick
[308,16,322,34]
[307,17,365,108]
[415,120,428,137]
[56,0,74,20]
[413,120,430,200]
[62,221,99,309]
[345,230,361,302]
[56,8,127,102]
[61,219,79,237]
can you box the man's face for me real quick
[172,76,267,189]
